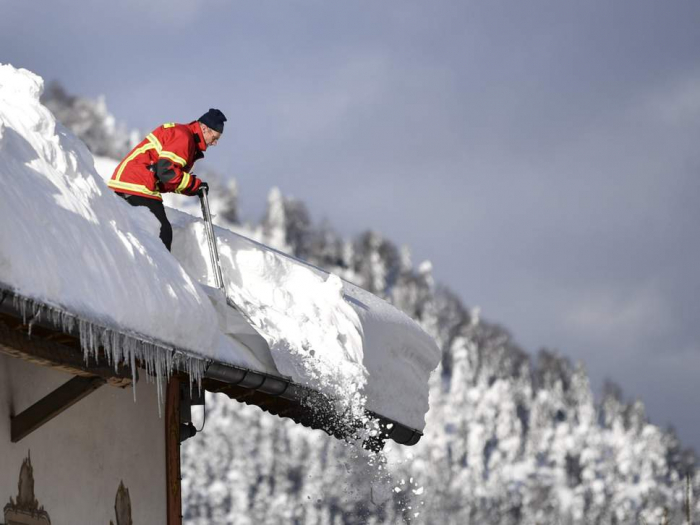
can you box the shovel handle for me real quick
[199,190,226,293]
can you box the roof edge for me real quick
[0,284,423,447]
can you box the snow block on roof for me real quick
[169,210,440,430]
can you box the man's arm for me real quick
[153,159,203,195]
[152,128,203,195]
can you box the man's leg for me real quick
[117,193,173,251]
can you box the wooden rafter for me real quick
[11,375,106,442]
[0,311,134,443]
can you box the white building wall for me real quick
[0,353,168,524]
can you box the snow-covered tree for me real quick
[41,81,136,159]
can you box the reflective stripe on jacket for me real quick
[108,121,207,200]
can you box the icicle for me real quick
[26,308,40,337]
[2,288,210,418]
[130,340,137,403]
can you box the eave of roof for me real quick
[0,285,422,447]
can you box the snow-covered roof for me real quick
[0,64,441,444]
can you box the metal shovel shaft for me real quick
[199,189,226,293]
[198,189,256,321]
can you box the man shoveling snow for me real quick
[107,108,227,250]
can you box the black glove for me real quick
[197,181,209,196]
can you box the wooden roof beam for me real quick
[11,375,106,443]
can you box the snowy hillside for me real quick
[48,76,698,524]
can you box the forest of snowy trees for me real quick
[44,84,698,524]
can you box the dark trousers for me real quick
[117,193,173,251]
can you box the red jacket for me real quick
[108,121,206,201]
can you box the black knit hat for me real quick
[198,108,227,133]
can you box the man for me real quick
[108,108,227,251]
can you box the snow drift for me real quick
[168,210,439,428]
[0,63,440,431]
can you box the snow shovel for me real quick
[198,187,228,296]
[197,184,267,327]
[198,188,273,362]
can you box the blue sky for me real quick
[2,0,699,452]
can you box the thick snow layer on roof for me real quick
[0,64,219,355]
[2,64,440,431]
